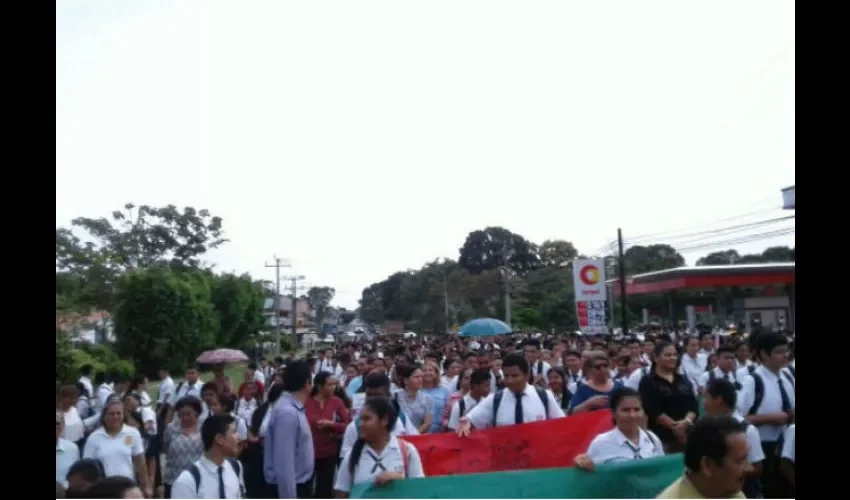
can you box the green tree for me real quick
[113,266,219,375]
[307,286,336,327]
[56,203,227,310]
[458,227,540,274]
[210,273,266,348]
[538,239,579,268]
[619,244,685,275]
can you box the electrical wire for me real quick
[624,216,795,246]
[671,228,795,253]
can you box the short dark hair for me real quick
[522,339,541,350]
[755,333,788,361]
[502,353,529,374]
[470,369,491,386]
[363,372,391,390]
[79,364,93,376]
[704,379,737,409]
[174,396,203,416]
[282,360,312,392]
[247,362,258,370]
[201,413,236,451]
[716,345,735,356]
[684,416,748,473]
[84,477,138,498]
[66,458,106,483]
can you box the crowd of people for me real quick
[56,329,795,499]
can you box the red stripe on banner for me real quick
[403,410,614,477]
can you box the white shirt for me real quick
[140,406,158,434]
[465,384,564,429]
[586,427,664,464]
[679,354,707,386]
[339,414,419,460]
[736,359,754,372]
[334,436,425,493]
[235,398,259,424]
[447,394,482,430]
[56,438,80,486]
[169,380,203,407]
[82,424,144,479]
[529,361,552,387]
[737,365,796,442]
[318,359,335,374]
[171,455,245,499]
[96,383,114,413]
[697,367,740,391]
[78,376,94,399]
[733,413,766,465]
[625,366,651,391]
[62,407,86,443]
[158,376,175,405]
[780,424,795,462]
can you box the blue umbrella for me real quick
[458,318,513,337]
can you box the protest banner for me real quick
[350,453,684,499]
[402,410,613,477]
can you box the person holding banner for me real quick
[455,353,564,435]
[334,397,425,498]
[573,387,664,470]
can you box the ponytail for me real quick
[348,438,367,475]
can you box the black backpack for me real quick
[187,457,245,497]
[492,387,550,426]
[747,370,795,416]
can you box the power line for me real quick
[673,228,795,253]
[620,207,783,243]
[625,216,795,246]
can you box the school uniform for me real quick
[56,438,80,487]
[334,436,425,493]
[697,367,741,391]
[447,394,482,431]
[170,455,245,499]
[679,354,706,387]
[585,427,664,464]
[528,361,552,387]
[62,407,86,445]
[625,366,651,391]
[736,365,795,499]
[83,424,145,479]
[564,370,585,394]
[465,384,564,429]
[169,380,203,407]
[339,413,419,460]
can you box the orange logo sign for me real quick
[579,265,600,285]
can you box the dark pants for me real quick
[761,441,792,499]
[312,457,337,498]
[296,482,312,499]
[163,484,172,499]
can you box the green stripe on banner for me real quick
[350,454,684,499]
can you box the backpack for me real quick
[747,370,795,416]
[492,387,550,426]
[708,369,742,391]
[188,457,245,497]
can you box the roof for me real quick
[608,262,795,296]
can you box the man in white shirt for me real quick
[170,414,245,499]
[457,354,564,433]
[448,369,491,430]
[157,369,175,408]
[736,333,795,499]
[317,349,335,374]
[679,336,707,387]
[78,365,94,400]
[247,362,265,386]
[523,339,551,388]
[166,365,204,423]
[697,345,741,393]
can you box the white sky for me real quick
[56,0,795,309]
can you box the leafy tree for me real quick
[113,266,219,375]
[619,244,685,275]
[695,246,795,266]
[538,239,579,268]
[458,227,540,274]
[56,203,227,310]
[307,286,336,327]
[210,273,266,348]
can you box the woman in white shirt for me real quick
[234,381,260,424]
[82,400,152,497]
[58,385,86,448]
[334,397,425,497]
[573,387,664,471]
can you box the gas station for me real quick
[609,262,795,332]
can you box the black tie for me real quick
[366,451,387,473]
[778,377,792,412]
[218,465,225,499]
[624,440,642,460]
[514,392,524,424]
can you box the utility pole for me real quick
[285,274,307,341]
[442,272,450,334]
[617,228,629,336]
[264,256,291,356]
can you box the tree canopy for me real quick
[360,226,794,332]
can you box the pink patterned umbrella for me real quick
[196,348,249,364]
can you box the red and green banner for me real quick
[403,410,614,476]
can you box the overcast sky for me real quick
[56,0,795,309]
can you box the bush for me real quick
[55,331,137,387]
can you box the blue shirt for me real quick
[265,392,314,498]
[346,376,363,397]
[56,438,80,486]
[421,386,450,433]
[568,380,623,411]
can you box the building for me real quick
[263,296,310,330]
[609,263,795,332]
[781,185,795,210]
[57,310,115,344]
